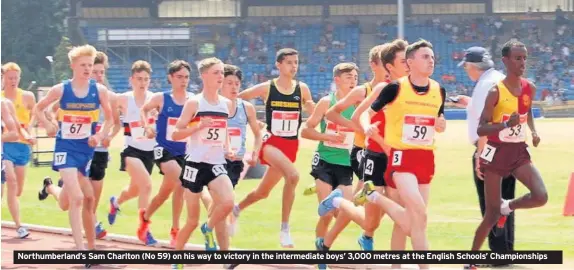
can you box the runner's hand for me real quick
[145,127,156,139]
[102,136,112,148]
[506,112,520,127]
[532,132,541,147]
[435,114,446,132]
[364,121,380,137]
[474,153,484,180]
[328,132,346,144]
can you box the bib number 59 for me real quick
[412,126,427,139]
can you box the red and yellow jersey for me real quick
[487,78,533,144]
[384,77,443,151]
[367,79,391,153]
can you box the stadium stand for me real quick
[80,7,573,104]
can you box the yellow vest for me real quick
[353,82,372,148]
[384,77,442,150]
[2,88,31,144]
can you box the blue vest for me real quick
[228,99,248,158]
[54,80,100,154]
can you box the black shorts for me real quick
[310,155,353,189]
[153,146,185,175]
[121,146,155,175]
[180,161,229,193]
[350,146,365,180]
[89,151,109,181]
[362,150,388,187]
[226,159,245,188]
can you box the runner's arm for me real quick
[172,99,201,141]
[435,86,447,133]
[245,102,263,155]
[300,82,315,114]
[108,92,123,139]
[352,82,387,134]
[526,82,538,135]
[34,84,64,131]
[325,86,363,131]
[141,93,163,129]
[96,84,113,141]
[477,87,506,137]
[1,101,20,142]
[301,97,333,142]
[23,91,36,137]
[238,82,269,103]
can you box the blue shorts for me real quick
[52,150,93,177]
[2,143,31,166]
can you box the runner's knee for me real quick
[532,188,548,207]
[284,171,299,186]
[252,188,271,200]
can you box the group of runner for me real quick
[1,38,548,270]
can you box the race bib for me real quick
[324,121,354,150]
[271,111,299,137]
[199,118,227,146]
[401,115,436,146]
[129,121,146,140]
[229,127,242,152]
[167,117,186,142]
[61,115,92,139]
[499,114,528,143]
[479,144,497,163]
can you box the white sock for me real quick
[233,205,241,217]
[500,199,513,215]
[95,221,99,227]
[281,222,289,231]
[332,197,342,208]
[367,191,378,203]
[112,198,120,208]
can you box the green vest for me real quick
[316,92,355,166]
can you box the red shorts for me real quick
[385,148,435,189]
[479,141,531,178]
[259,134,299,165]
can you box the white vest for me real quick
[186,93,230,165]
[123,91,157,151]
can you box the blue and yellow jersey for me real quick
[54,80,100,153]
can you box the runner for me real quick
[2,99,21,199]
[319,40,407,253]
[220,64,263,239]
[466,40,547,269]
[233,48,315,247]
[34,45,113,258]
[170,57,235,269]
[300,62,359,270]
[1,62,36,239]
[137,59,209,246]
[319,40,410,256]
[107,61,157,239]
[318,44,389,197]
[351,40,445,270]
[42,51,120,240]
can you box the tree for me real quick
[1,0,68,87]
[53,36,73,83]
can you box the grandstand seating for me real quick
[82,17,573,102]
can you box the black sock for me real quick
[322,243,330,251]
[363,235,373,240]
